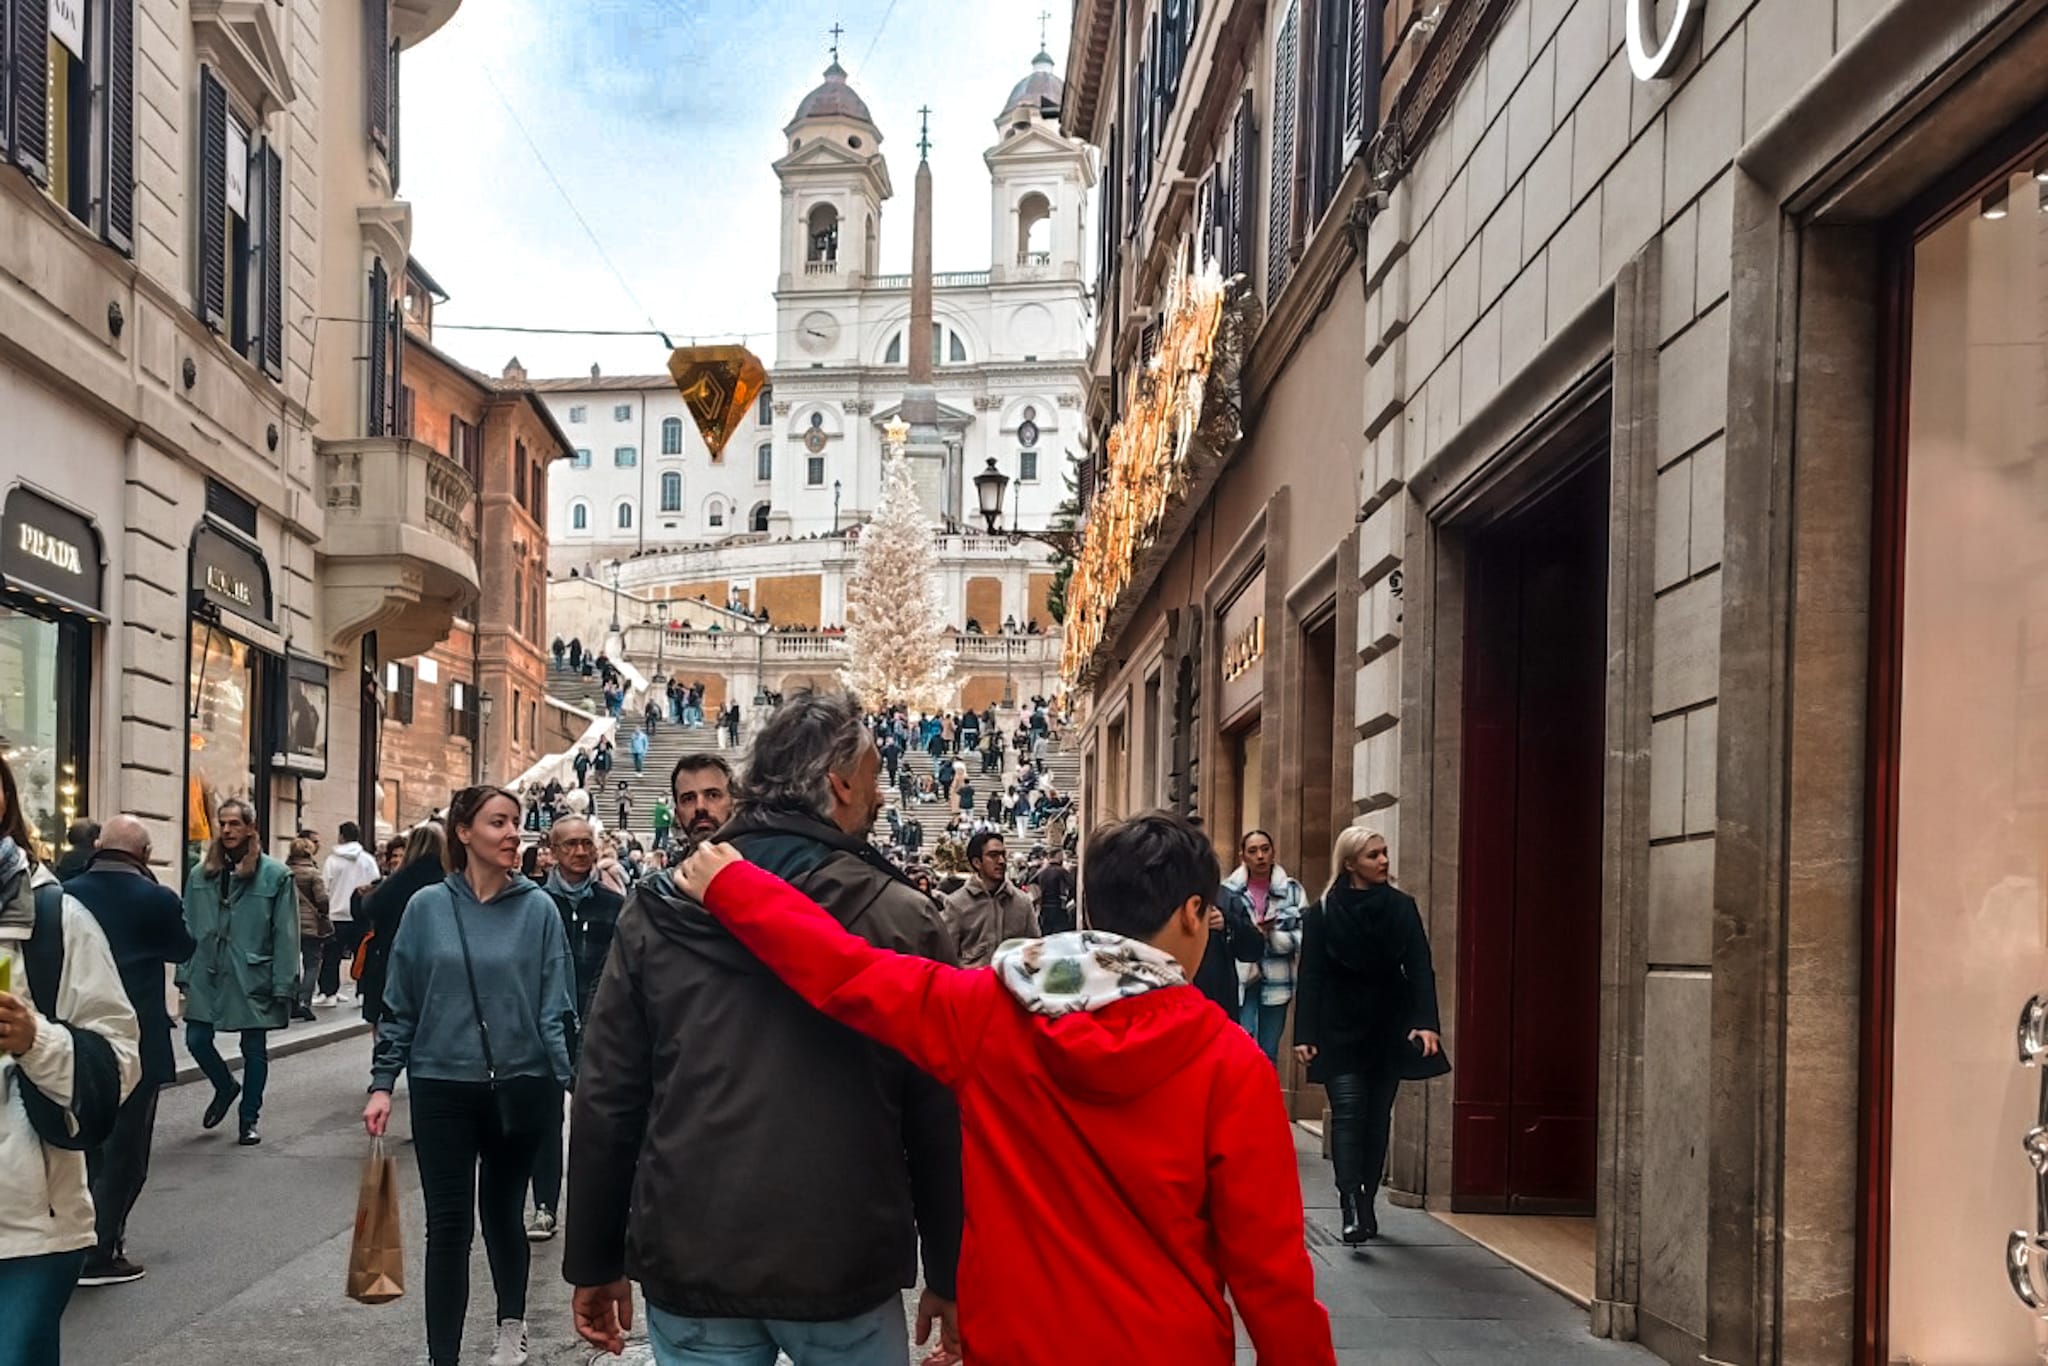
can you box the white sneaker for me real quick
[487,1318,529,1366]
[312,993,335,1007]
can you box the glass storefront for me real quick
[0,603,86,851]
[184,519,277,880]
[1886,142,2048,1362]
[186,625,259,878]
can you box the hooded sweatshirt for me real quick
[695,859,1336,1366]
[321,841,378,926]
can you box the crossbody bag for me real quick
[445,897,559,1139]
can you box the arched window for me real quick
[751,502,771,533]
[807,204,839,264]
[569,501,589,531]
[660,416,683,455]
[616,501,634,530]
[1018,192,1052,264]
[659,471,682,512]
[756,442,773,481]
[708,499,726,529]
[884,332,902,365]
[949,330,968,364]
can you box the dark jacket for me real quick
[1293,882,1448,1085]
[62,851,197,1086]
[1190,882,1264,1017]
[542,873,626,1059]
[356,854,448,1023]
[565,805,963,1322]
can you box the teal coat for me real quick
[178,845,299,1031]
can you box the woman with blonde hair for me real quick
[1292,825,1446,1245]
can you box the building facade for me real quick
[0,0,476,878]
[1064,0,2048,1362]
[536,51,1095,567]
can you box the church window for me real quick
[659,471,682,512]
[757,443,773,481]
[708,500,726,528]
[661,416,683,454]
[751,502,771,533]
[1018,192,1053,264]
[807,204,839,263]
[569,501,589,531]
[949,331,968,364]
[807,455,826,487]
[615,501,634,529]
[885,332,902,365]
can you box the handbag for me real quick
[446,896,560,1140]
[345,1136,406,1304]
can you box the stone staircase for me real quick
[880,728,1080,860]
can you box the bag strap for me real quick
[25,883,65,1018]
[445,897,499,1084]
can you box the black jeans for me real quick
[409,1079,550,1366]
[530,1105,563,1214]
[1325,1070,1402,1206]
[318,927,351,997]
[87,1082,161,1256]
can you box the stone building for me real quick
[0,0,477,879]
[370,262,571,832]
[1064,0,2048,1361]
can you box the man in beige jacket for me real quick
[942,831,1040,968]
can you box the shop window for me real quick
[0,604,88,852]
[384,660,414,723]
[661,416,684,455]
[188,628,261,872]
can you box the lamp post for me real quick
[973,457,1083,711]
[833,478,842,533]
[607,558,622,633]
[477,690,494,784]
[656,600,670,676]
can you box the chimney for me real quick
[590,362,602,380]
[502,356,527,383]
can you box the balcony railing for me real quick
[318,437,480,656]
[1017,250,1052,266]
[610,627,1060,672]
[804,259,839,275]
[866,270,993,289]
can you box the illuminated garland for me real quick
[1059,259,1245,687]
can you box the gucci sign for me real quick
[1223,614,1265,684]
[1624,0,1703,82]
[2008,994,2048,1316]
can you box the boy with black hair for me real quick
[678,810,1334,1364]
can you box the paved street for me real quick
[65,1037,1654,1365]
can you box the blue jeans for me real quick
[648,1298,908,1366]
[1238,995,1289,1064]
[185,1021,270,1124]
[0,1250,85,1366]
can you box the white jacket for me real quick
[322,842,379,925]
[0,865,142,1259]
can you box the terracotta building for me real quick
[374,261,571,832]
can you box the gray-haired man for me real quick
[567,690,964,1364]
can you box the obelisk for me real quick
[901,107,951,522]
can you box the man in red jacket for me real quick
[678,810,1336,1365]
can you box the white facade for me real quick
[539,51,1094,569]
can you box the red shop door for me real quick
[1451,459,1607,1212]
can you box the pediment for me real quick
[194,0,295,118]
[871,399,976,430]
[775,139,868,172]
[985,123,1085,163]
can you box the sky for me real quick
[401,0,1078,381]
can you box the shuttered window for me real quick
[1343,0,1376,160]
[1226,93,1256,280]
[387,41,400,188]
[364,0,389,151]
[258,142,284,377]
[103,0,134,253]
[5,0,51,185]
[1267,2,1300,300]
[367,260,389,436]
[196,67,228,330]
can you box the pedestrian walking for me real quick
[1292,825,1447,1245]
[615,785,633,834]
[179,799,297,1146]
[0,758,142,1358]
[285,837,332,1023]
[941,831,1037,968]
[319,823,379,1006]
[573,747,591,790]
[567,690,963,1366]
[55,815,186,1289]
[551,637,566,667]
[523,815,623,1244]
[355,823,448,1025]
[1223,830,1307,1064]
[1190,826,1264,1021]
[53,819,99,880]
[568,637,583,670]
[676,809,1336,1364]
[644,699,660,737]
[1029,847,1075,936]
[955,778,975,816]
[630,726,649,774]
[364,786,575,1366]
[651,797,672,851]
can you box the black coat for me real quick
[356,855,448,1023]
[62,852,197,1086]
[1190,883,1264,1017]
[1294,882,1448,1085]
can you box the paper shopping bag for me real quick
[346,1138,406,1304]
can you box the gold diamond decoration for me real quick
[666,344,768,461]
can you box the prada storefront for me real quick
[1,484,103,850]
[186,520,278,876]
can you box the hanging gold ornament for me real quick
[666,344,769,460]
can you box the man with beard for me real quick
[525,815,623,1243]
[178,799,297,1146]
[668,754,735,851]
[568,691,962,1364]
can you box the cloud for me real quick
[400,0,1075,381]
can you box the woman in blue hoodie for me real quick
[363,786,575,1366]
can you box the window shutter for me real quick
[102,0,136,254]
[1193,168,1213,267]
[387,41,400,189]
[261,142,284,378]
[389,298,405,431]
[1343,0,1374,159]
[1227,94,1256,280]
[366,261,388,436]
[1267,2,1301,299]
[7,0,49,185]
[364,0,389,150]
[196,68,228,330]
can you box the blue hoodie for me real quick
[370,872,575,1093]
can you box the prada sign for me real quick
[191,523,273,626]
[2,486,103,617]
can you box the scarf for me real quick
[0,837,30,931]
[994,930,1185,1018]
[546,869,597,907]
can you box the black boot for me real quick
[1340,1190,1368,1245]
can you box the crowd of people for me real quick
[0,677,1449,1366]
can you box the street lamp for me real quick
[656,600,671,677]
[607,558,622,633]
[973,458,1008,535]
[477,690,494,784]
[832,478,842,533]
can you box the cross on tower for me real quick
[917,105,932,158]
[1039,10,1051,49]
[829,21,845,62]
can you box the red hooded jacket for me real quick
[700,860,1336,1365]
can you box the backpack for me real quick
[18,884,123,1150]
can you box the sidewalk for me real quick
[1276,1125,1656,1363]
[168,999,369,1087]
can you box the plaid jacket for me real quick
[1222,865,1307,1006]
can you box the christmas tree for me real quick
[842,421,956,710]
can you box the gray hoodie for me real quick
[370,872,575,1093]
